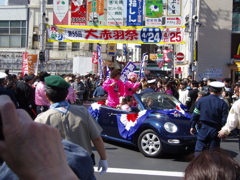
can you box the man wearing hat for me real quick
[142,79,157,94]
[15,73,36,119]
[35,75,108,175]
[0,72,18,107]
[190,81,229,156]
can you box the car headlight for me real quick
[164,122,178,133]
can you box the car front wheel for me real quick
[137,129,163,157]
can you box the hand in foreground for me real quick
[0,95,78,180]
[190,128,196,135]
[98,159,108,175]
[218,130,227,140]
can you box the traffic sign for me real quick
[176,52,184,61]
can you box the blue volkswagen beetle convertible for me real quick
[88,92,197,158]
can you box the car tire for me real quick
[137,129,163,157]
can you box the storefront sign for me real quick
[53,0,69,25]
[127,0,143,26]
[107,0,123,26]
[71,0,87,25]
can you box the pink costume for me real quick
[35,81,50,107]
[123,81,140,97]
[102,78,124,107]
[66,86,76,104]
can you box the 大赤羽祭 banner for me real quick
[126,0,143,26]
[47,25,185,44]
[87,0,104,26]
[71,0,87,25]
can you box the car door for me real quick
[98,106,131,139]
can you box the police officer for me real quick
[142,79,156,94]
[190,81,229,156]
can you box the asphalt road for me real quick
[93,137,240,180]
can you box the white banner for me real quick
[47,25,185,44]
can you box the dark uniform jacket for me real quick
[186,88,199,113]
[190,94,229,129]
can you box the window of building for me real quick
[59,42,66,51]
[47,0,53,4]
[72,43,80,51]
[89,43,93,51]
[47,0,71,5]
[0,21,26,48]
[46,42,53,50]
[233,0,240,31]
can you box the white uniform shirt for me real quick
[221,99,240,135]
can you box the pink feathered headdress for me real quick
[127,72,138,79]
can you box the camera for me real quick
[192,15,198,20]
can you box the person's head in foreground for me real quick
[184,149,240,180]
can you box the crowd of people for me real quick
[1,68,240,179]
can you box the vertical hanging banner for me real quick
[87,0,104,26]
[145,0,163,26]
[27,54,38,75]
[53,0,69,25]
[127,0,143,26]
[97,46,103,80]
[107,0,124,26]
[167,0,181,16]
[22,52,28,75]
[92,51,98,64]
[139,53,147,79]
[106,66,111,79]
[71,0,87,25]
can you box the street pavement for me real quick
[92,136,240,180]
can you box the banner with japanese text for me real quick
[53,0,69,25]
[107,0,123,26]
[47,25,185,44]
[120,62,137,82]
[27,54,38,75]
[22,52,28,75]
[97,46,103,80]
[92,51,98,64]
[127,0,143,26]
[87,0,104,26]
[71,0,87,25]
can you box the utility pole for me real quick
[39,0,46,72]
[188,0,196,77]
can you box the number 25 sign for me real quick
[162,27,184,44]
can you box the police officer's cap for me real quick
[0,72,7,79]
[203,78,208,81]
[147,79,156,84]
[45,75,70,89]
[209,81,225,88]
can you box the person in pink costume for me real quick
[65,77,76,104]
[102,69,124,108]
[35,71,50,114]
[123,72,140,97]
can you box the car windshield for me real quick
[140,93,181,110]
